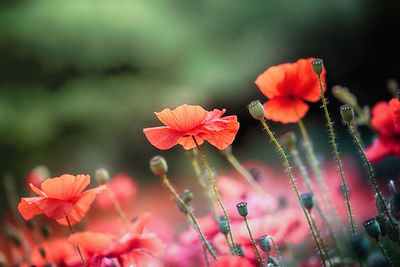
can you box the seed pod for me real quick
[95,168,110,185]
[218,215,229,235]
[363,218,381,241]
[150,156,168,176]
[267,256,280,267]
[340,104,354,122]
[257,235,272,253]
[235,244,244,256]
[247,100,265,121]
[236,202,248,217]
[300,192,315,212]
[311,58,324,75]
[279,131,297,151]
[375,214,387,237]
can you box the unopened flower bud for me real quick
[364,218,381,241]
[247,100,265,120]
[311,58,324,75]
[40,224,51,240]
[182,189,193,204]
[95,168,110,185]
[236,202,248,217]
[235,244,244,256]
[350,235,369,259]
[375,214,387,237]
[387,79,399,96]
[279,131,297,151]
[300,192,315,212]
[150,156,168,176]
[218,215,229,235]
[389,180,396,196]
[340,104,354,122]
[386,220,400,242]
[390,191,400,221]
[257,235,272,253]
[267,256,280,267]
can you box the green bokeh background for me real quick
[1,0,399,213]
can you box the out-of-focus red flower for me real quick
[211,256,254,267]
[30,238,81,266]
[255,58,326,124]
[68,212,165,266]
[143,104,240,150]
[18,174,105,225]
[365,98,400,163]
[95,173,138,211]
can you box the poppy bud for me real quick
[279,131,297,151]
[386,221,400,243]
[257,235,272,253]
[340,104,354,122]
[350,235,369,259]
[150,155,168,176]
[182,189,193,204]
[247,100,265,121]
[363,218,381,241]
[311,58,324,75]
[386,79,399,96]
[267,256,280,266]
[236,202,248,217]
[235,244,244,256]
[218,215,229,235]
[376,214,387,236]
[300,192,315,212]
[389,180,396,196]
[40,224,51,240]
[95,168,110,185]
[390,192,400,221]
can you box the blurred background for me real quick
[1,0,399,212]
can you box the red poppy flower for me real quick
[255,58,326,124]
[18,174,105,225]
[68,212,164,266]
[365,98,400,163]
[143,104,240,150]
[211,256,254,267]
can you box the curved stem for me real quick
[270,236,284,267]
[187,214,210,266]
[160,174,217,260]
[259,119,326,267]
[106,184,129,230]
[377,240,392,266]
[309,211,333,266]
[66,216,86,266]
[317,74,356,236]
[244,217,264,267]
[192,136,238,255]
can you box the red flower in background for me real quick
[18,174,105,225]
[211,256,253,267]
[143,104,239,150]
[365,98,400,163]
[255,58,326,124]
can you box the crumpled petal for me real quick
[263,97,309,124]
[41,174,90,200]
[18,197,44,220]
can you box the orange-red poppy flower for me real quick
[18,174,105,226]
[143,104,240,150]
[255,58,326,124]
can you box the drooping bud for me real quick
[218,215,229,235]
[386,221,400,243]
[236,202,248,217]
[375,214,387,237]
[389,180,396,196]
[350,235,369,259]
[40,224,51,240]
[387,78,399,97]
[363,218,381,241]
[95,168,110,185]
[257,235,272,253]
[235,244,244,256]
[150,156,168,176]
[300,192,315,212]
[247,100,265,120]
[390,191,400,221]
[182,189,193,204]
[267,256,280,267]
[340,104,354,122]
[311,58,324,75]
[279,131,297,151]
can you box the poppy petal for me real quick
[155,104,208,131]
[40,174,90,200]
[37,198,74,220]
[131,212,152,236]
[18,197,44,220]
[134,234,165,257]
[263,98,309,124]
[371,101,396,136]
[143,126,182,150]
[255,64,287,99]
[177,135,204,150]
[68,231,116,254]
[365,138,392,164]
[203,117,240,150]
[29,183,46,197]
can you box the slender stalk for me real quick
[187,214,210,266]
[309,211,333,266]
[224,234,233,254]
[223,150,265,194]
[187,151,218,218]
[160,174,217,260]
[377,240,392,266]
[317,74,356,236]
[105,184,129,230]
[244,217,265,267]
[259,119,326,266]
[288,244,298,267]
[192,136,238,255]
[66,216,86,266]
[270,236,284,267]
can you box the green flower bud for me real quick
[350,236,369,259]
[300,192,315,212]
[182,189,193,204]
[311,58,324,75]
[267,256,280,267]
[235,244,244,256]
[95,168,110,185]
[257,235,272,253]
[375,214,387,237]
[390,191,400,221]
[150,155,168,176]
[387,219,400,242]
[218,215,229,235]
[363,218,381,240]
[340,104,354,122]
[247,100,265,120]
[279,131,297,151]
[236,202,248,217]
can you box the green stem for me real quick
[160,174,217,260]
[270,236,284,267]
[288,244,298,267]
[244,217,265,267]
[377,240,392,266]
[224,234,233,254]
[192,136,238,255]
[317,74,356,236]
[187,213,210,266]
[259,119,326,267]
[309,211,333,266]
[223,150,265,194]
[66,216,86,266]
[106,184,129,230]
